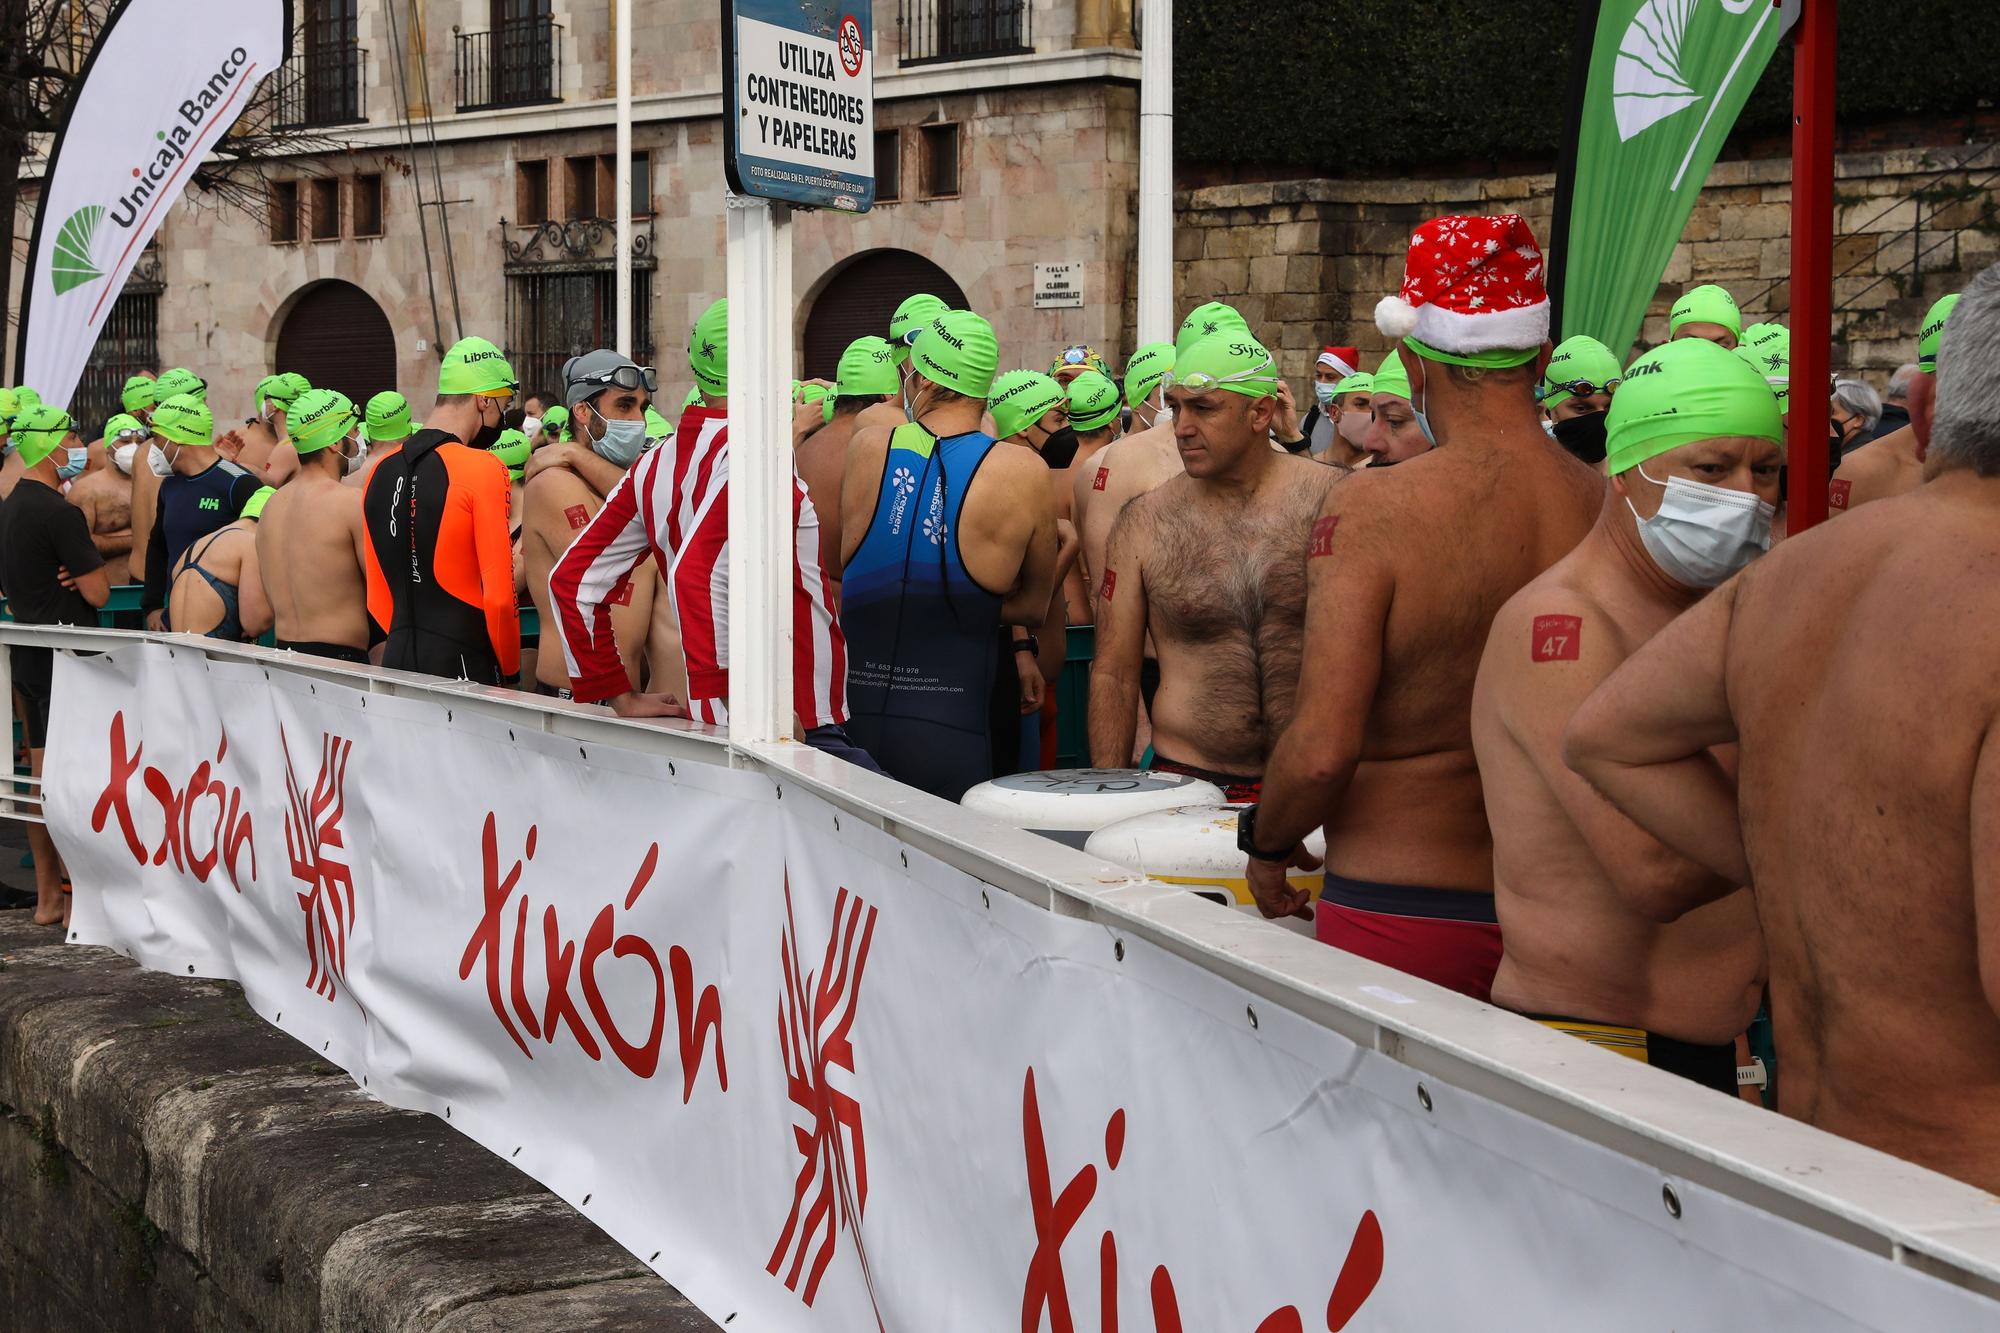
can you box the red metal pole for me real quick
[1787,0,1836,532]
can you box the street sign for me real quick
[1033,262,1084,309]
[722,0,875,212]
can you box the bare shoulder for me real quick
[1272,451,1343,502]
[1831,440,1895,485]
[1490,558,1618,669]
[524,466,594,532]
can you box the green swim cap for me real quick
[541,403,571,441]
[240,487,277,522]
[121,375,157,414]
[1605,338,1782,476]
[1067,369,1122,431]
[1175,301,1251,357]
[489,428,531,479]
[155,367,206,402]
[644,404,674,440]
[1371,348,1412,401]
[1334,372,1373,397]
[103,413,145,441]
[1542,335,1623,409]
[683,386,705,410]
[1123,342,1175,408]
[1170,334,1281,399]
[988,370,1067,441]
[795,381,831,407]
[909,309,1000,399]
[1740,323,1788,354]
[0,388,18,426]
[287,388,358,455]
[889,293,950,365]
[689,298,729,396]
[438,337,517,396]
[364,391,412,441]
[12,405,72,468]
[254,375,286,414]
[1918,292,1960,373]
[14,386,41,409]
[1669,284,1743,339]
[837,335,901,398]
[1761,353,1790,408]
[151,394,214,447]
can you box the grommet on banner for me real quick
[981,890,990,909]
[445,1106,451,1119]
[1417,1084,1434,1113]
[322,1041,329,1050]
[513,1146,522,1157]
[1113,939,1125,962]
[1246,1005,1258,1030]
[1662,1184,1683,1219]
[186,964,194,973]
[274,1011,282,1022]
[582,1193,592,1205]
[668,762,676,776]
[832,814,840,831]
[649,1250,660,1262]
[578,747,587,759]
[900,851,908,868]
[508,729,516,742]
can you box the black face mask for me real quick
[1551,410,1609,466]
[468,401,504,451]
[1041,426,1080,470]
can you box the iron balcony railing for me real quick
[454,17,563,113]
[272,40,367,129]
[896,0,1033,66]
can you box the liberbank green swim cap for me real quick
[121,375,158,414]
[155,367,206,402]
[909,309,1000,399]
[1542,335,1622,409]
[439,337,517,396]
[1175,301,1250,357]
[365,391,412,441]
[837,336,901,398]
[1067,369,1122,431]
[989,370,1067,440]
[1335,372,1373,396]
[240,487,277,522]
[889,293,950,365]
[1918,292,1960,373]
[11,405,72,468]
[103,413,145,441]
[1371,347,1412,401]
[1740,323,1788,355]
[287,389,358,455]
[1170,334,1281,399]
[1123,342,1175,407]
[152,394,214,447]
[1605,338,1782,475]
[689,298,729,396]
[489,428,531,479]
[1669,284,1742,339]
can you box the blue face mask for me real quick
[586,411,647,467]
[1313,382,1338,409]
[1411,382,1439,449]
[57,446,88,481]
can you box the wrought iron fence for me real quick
[272,40,368,129]
[502,220,656,398]
[454,17,563,113]
[896,0,1033,66]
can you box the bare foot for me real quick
[33,908,63,926]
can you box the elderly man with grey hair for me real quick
[1830,378,1882,457]
[1562,260,2000,1195]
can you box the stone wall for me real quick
[1145,141,2000,390]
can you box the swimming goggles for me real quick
[568,364,658,393]
[1537,377,1620,402]
[1165,354,1278,393]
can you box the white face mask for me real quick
[1625,464,1774,588]
[522,414,543,442]
[338,434,367,476]
[113,442,139,475]
[148,443,174,477]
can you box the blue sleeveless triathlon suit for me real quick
[839,423,1005,801]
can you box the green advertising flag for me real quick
[1557,0,1787,359]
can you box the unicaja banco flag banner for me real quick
[15,0,287,409]
[1554,0,1786,358]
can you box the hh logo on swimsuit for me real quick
[1829,478,1851,511]
[1531,614,1582,663]
[1309,514,1340,558]
[198,496,221,511]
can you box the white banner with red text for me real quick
[42,644,1997,1330]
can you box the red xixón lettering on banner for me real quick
[457,814,727,1098]
[768,874,885,1325]
[90,710,257,890]
[1019,1065,1383,1331]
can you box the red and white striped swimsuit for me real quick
[548,406,848,728]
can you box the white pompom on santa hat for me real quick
[1375,213,1551,355]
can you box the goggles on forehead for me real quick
[1537,377,1620,403]
[1058,346,1092,366]
[1164,354,1276,394]
[570,363,659,394]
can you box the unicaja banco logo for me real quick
[51,207,106,295]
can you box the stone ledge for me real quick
[0,911,715,1332]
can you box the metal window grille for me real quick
[274,5,367,128]
[896,0,1032,66]
[505,268,655,406]
[455,16,563,112]
[75,273,163,434]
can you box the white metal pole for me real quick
[1135,0,1174,345]
[615,0,634,357]
[725,196,794,746]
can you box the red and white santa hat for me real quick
[1375,214,1550,359]
[1316,346,1360,376]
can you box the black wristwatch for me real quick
[1011,634,1040,657]
[1236,805,1294,863]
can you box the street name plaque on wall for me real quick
[722,0,876,211]
[1033,262,1084,309]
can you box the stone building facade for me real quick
[1148,140,2000,389]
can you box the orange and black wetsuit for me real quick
[361,429,520,684]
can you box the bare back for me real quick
[1323,433,1603,888]
[1828,425,1923,515]
[168,522,265,640]
[256,476,372,650]
[67,468,134,585]
[523,467,655,692]
[797,413,862,593]
[1073,423,1181,616]
[1726,475,2000,1185]
[1119,456,1336,773]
